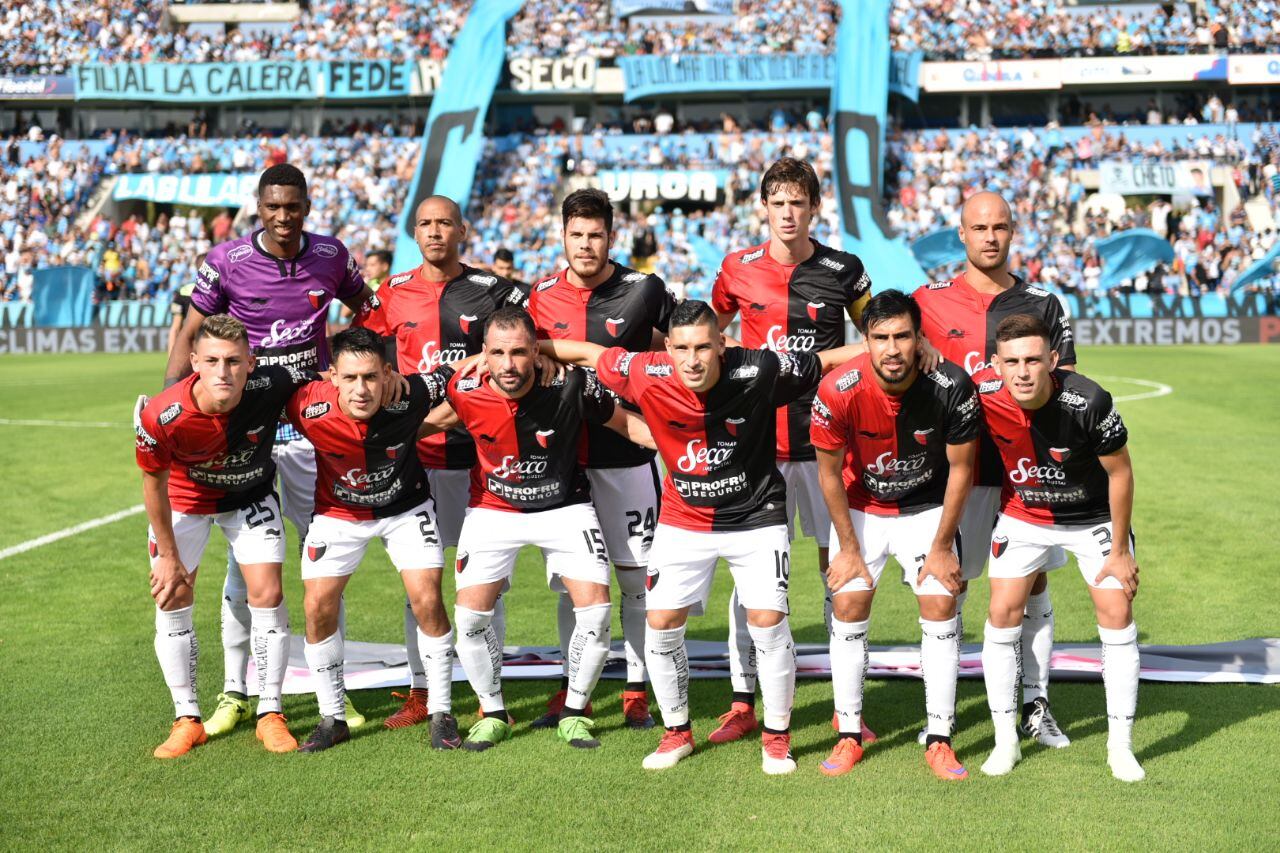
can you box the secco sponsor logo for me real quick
[492,455,548,479]
[198,447,257,470]
[763,325,816,352]
[867,451,926,476]
[1009,457,1066,484]
[964,352,990,375]
[677,439,732,473]
[340,466,394,491]
[260,318,316,349]
[417,342,467,372]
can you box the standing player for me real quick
[525,188,676,729]
[913,191,1078,747]
[441,307,654,752]
[137,314,311,758]
[972,315,1142,782]
[540,301,863,774]
[357,194,528,729]
[164,164,381,735]
[284,328,457,753]
[809,291,978,781]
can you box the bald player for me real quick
[913,191,1078,749]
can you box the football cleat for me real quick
[429,712,463,750]
[761,731,796,775]
[530,690,591,729]
[299,716,350,753]
[255,712,298,753]
[1108,748,1146,782]
[153,718,207,759]
[557,715,601,749]
[204,692,253,738]
[642,729,694,770]
[925,741,968,781]
[708,701,758,744]
[980,741,1022,776]
[462,716,511,752]
[1021,697,1070,748]
[622,690,656,729]
[344,696,367,729]
[819,737,864,777]
[384,689,430,729]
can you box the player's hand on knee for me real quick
[536,353,567,386]
[919,546,962,595]
[1095,552,1139,600]
[150,556,192,608]
[825,548,871,592]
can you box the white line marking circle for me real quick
[1091,375,1174,403]
[0,504,145,561]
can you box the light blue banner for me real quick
[1060,291,1270,319]
[393,0,526,273]
[113,173,256,207]
[1231,240,1280,291]
[910,227,965,270]
[32,266,96,327]
[831,0,927,293]
[1095,228,1175,289]
[75,60,424,102]
[889,51,922,102]
[613,0,733,13]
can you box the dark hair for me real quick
[331,327,385,364]
[494,248,514,263]
[483,305,537,341]
[760,157,821,206]
[995,313,1052,345]
[669,299,718,330]
[561,188,614,233]
[258,163,308,197]
[366,249,392,266]
[860,289,921,335]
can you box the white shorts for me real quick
[426,468,470,550]
[780,459,831,548]
[645,523,791,615]
[587,461,660,568]
[273,437,316,536]
[988,514,1136,591]
[301,498,445,580]
[149,493,286,573]
[959,485,1067,581]
[454,503,612,592]
[828,507,955,597]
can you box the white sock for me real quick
[954,589,969,645]
[616,569,648,684]
[220,556,251,695]
[1022,591,1054,704]
[645,624,689,727]
[727,589,757,695]
[403,598,427,690]
[417,626,455,715]
[982,621,1023,746]
[1099,622,1140,752]
[920,616,960,738]
[249,603,290,715]
[155,606,200,719]
[829,617,869,735]
[566,604,612,712]
[748,618,796,731]
[556,592,574,684]
[492,594,508,657]
[454,606,504,714]
[303,631,345,719]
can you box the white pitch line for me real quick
[0,504,145,561]
[0,418,128,428]
[1092,375,1175,403]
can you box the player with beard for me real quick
[538,300,863,774]
[809,291,978,781]
[913,192,1078,748]
[163,164,383,735]
[525,189,677,730]
[972,315,1142,782]
[356,195,528,730]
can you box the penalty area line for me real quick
[0,504,145,562]
[1092,375,1174,403]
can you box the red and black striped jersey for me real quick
[711,239,871,462]
[973,368,1127,526]
[528,261,675,470]
[446,368,616,513]
[914,274,1077,488]
[356,264,529,470]
[135,365,311,513]
[284,369,452,521]
[810,354,979,516]
[596,346,822,533]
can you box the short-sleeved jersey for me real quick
[809,355,979,516]
[285,370,452,521]
[914,274,1077,488]
[973,368,1127,526]
[357,264,529,469]
[445,369,616,513]
[712,240,871,462]
[596,346,822,532]
[135,365,312,514]
[528,262,675,470]
[193,229,368,371]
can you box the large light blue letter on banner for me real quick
[393,0,525,273]
[831,0,926,293]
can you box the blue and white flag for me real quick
[910,227,965,271]
[1095,228,1174,290]
[1231,239,1280,291]
[831,0,926,293]
[393,0,525,273]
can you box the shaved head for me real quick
[414,195,466,271]
[958,191,1014,275]
[416,194,463,225]
[960,191,1013,228]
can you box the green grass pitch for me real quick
[1,346,1277,851]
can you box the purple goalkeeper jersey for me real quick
[192,229,367,370]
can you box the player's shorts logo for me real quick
[913,428,933,445]
[307,289,326,310]
[1049,446,1071,463]
[724,417,746,437]
[459,314,477,334]
[535,429,555,448]
[307,543,327,561]
[456,553,469,573]
[806,301,825,322]
[148,536,158,559]
[646,571,659,590]
[991,536,1008,559]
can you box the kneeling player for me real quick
[974,315,1143,782]
[136,314,311,758]
[541,300,861,774]
[284,328,457,752]
[810,291,978,780]
[443,307,653,752]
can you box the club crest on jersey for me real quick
[307,543,327,561]
[836,370,861,392]
[388,272,413,287]
[459,314,478,334]
[1049,446,1071,463]
[386,443,404,459]
[302,401,330,419]
[157,402,183,426]
[312,243,338,258]
[535,429,555,448]
[605,317,626,337]
[245,425,266,444]
[306,289,326,310]
[978,379,1004,394]
[913,428,934,445]
[227,244,253,264]
[724,416,746,437]
[807,301,825,322]
[991,536,1008,558]
[456,553,469,573]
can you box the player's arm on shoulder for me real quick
[340,283,381,323]
[538,337,607,369]
[816,343,864,372]
[163,305,207,387]
[815,446,873,591]
[604,407,656,450]
[1045,297,1078,369]
[418,401,459,439]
